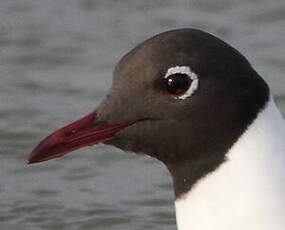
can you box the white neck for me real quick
[175,96,285,230]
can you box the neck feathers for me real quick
[175,97,285,230]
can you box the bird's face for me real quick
[28,30,268,193]
[95,40,231,164]
[99,63,202,163]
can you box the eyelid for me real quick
[164,66,198,81]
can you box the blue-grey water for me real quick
[0,0,285,229]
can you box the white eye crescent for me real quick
[164,66,199,100]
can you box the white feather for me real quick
[175,96,285,230]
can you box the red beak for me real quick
[28,110,129,164]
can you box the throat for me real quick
[174,98,285,230]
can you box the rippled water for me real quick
[0,0,285,229]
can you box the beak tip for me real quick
[27,154,37,164]
[27,148,47,164]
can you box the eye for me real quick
[163,66,199,100]
[165,73,192,96]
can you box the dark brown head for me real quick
[28,29,269,198]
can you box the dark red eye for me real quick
[164,73,192,96]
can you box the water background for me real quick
[0,0,285,229]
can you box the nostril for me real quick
[94,108,108,125]
[93,117,106,125]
